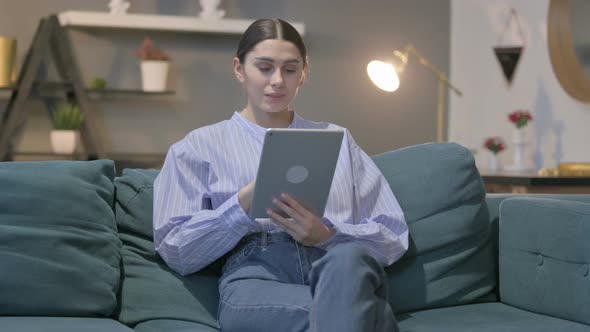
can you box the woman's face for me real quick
[234,39,306,115]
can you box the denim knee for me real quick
[312,242,383,279]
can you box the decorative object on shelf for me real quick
[493,8,525,85]
[89,77,107,90]
[558,163,590,176]
[0,36,16,87]
[199,0,226,20]
[505,110,533,172]
[108,0,130,15]
[483,136,506,173]
[366,44,463,142]
[538,163,590,177]
[135,37,170,92]
[50,102,85,154]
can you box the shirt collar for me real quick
[231,110,303,139]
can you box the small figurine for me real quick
[109,0,130,15]
[199,0,226,20]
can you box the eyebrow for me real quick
[254,57,301,64]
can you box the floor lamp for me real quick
[367,44,463,142]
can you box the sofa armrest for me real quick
[485,193,590,262]
[485,193,590,230]
[498,197,590,326]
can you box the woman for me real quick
[154,18,409,332]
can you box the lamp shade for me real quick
[367,60,400,92]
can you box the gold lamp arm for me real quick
[400,44,463,142]
[403,44,463,97]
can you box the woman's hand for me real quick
[268,193,336,246]
[238,179,256,212]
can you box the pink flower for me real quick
[508,110,533,128]
[483,136,506,154]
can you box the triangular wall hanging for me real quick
[494,8,525,85]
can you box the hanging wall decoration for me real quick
[493,8,525,85]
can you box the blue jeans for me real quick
[218,232,399,332]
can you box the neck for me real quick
[241,106,293,128]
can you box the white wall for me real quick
[450,0,590,171]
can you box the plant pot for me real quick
[140,60,169,92]
[50,130,79,154]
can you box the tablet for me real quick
[249,128,344,221]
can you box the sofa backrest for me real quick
[113,169,220,330]
[114,142,496,320]
[0,160,121,317]
[372,142,495,313]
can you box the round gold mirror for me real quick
[548,0,590,102]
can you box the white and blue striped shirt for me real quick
[154,111,408,275]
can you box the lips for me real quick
[265,93,285,98]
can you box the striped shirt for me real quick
[153,111,408,275]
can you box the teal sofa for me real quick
[0,143,589,332]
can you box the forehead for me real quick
[246,39,303,63]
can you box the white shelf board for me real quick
[58,11,305,35]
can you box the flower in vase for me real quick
[483,136,506,155]
[508,110,533,128]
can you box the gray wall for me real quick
[0,0,449,156]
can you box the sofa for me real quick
[0,142,589,332]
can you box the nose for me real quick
[270,69,284,87]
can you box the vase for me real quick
[506,127,527,172]
[140,60,169,92]
[0,36,16,87]
[488,153,500,173]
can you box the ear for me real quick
[299,63,308,87]
[233,57,245,83]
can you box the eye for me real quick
[283,66,298,73]
[257,65,272,72]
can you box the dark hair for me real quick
[236,18,307,65]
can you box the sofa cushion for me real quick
[0,160,120,317]
[0,317,134,332]
[134,319,220,332]
[114,169,220,329]
[499,197,590,325]
[397,302,590,332]
[372,143,494,313]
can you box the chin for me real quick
[263,104,291,113]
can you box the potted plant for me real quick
[135,37,170,92]
[50,102,84,154]
[483,136,506,172]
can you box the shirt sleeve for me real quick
[317,132,409,267]
[153,139,259,275]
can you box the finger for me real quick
[272,197,304,220]
[266,209,301,233]
[280,193,313,218]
